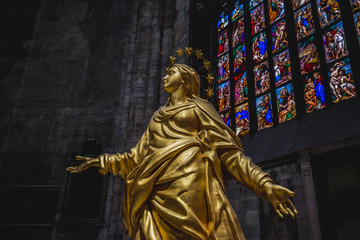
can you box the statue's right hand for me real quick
[66,155,100,174]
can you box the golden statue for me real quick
[67,64,298,240]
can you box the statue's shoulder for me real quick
[191,98,220,119]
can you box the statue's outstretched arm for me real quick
[67,127,150,178]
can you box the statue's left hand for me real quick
[263,182,299,219]
[66,155,100,174]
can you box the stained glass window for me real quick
[294,4,315,40]
[252,32,268,63]
[271,20,288,54]
[218,53,230,83]
[221,109,232,127]
[351,0,360,11]
[218,80,231,112]
[292,0,311,10]
[233,17,245,46]
[328,58,357,103]
[268,0,285,24]
[273,50,292,87]
[298,36,321,75]
[303,71,327,113]
[276,83,296,123]
[235,72,248,105]
[214,0,359,136]
[217,11,229,32]
[254,61,270,95]
[256,93,273,130]
[322,22,348,63]
[236,103,250,136]
[354,12,360,46]
[250,4,266,35]
[316,0,341,28]
[250,0,263,10]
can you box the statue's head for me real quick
[163,64,200,98]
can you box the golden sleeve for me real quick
[193,100,273,199]
[98,127,150,179]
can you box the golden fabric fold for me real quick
[98,98,273,239]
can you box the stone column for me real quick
[298,150,322,240]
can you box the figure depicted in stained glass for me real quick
[303,72,326,113]
[257,93,273,130]
[272,20,288,54]
[218,30,229,57]
[351,0,360,11]
[316,0,341,28]
[329,59,357,103]
[276,84,296,123]
[252,32,268,63]
[298,37,321,74]
[220,110,231,127]
[233,44,246,75]
[218,80,231,112]
[217,11,229,32]
[322,22,348,63]
[292,0,310,10]
[254,62,270,96]
[354,12,360,46]
[251,4,265,35]
[273,50,291,87]
[236,103,250,136]
[233,17,245,47]
[218,54,230,83]
[250,0,263,10]
[232,1,244,21]
[235,72,248,105]
[268,0,285,24]
[294,4,315,40]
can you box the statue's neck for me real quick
[168,85,188,106]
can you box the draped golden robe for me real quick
[98,98,273,240]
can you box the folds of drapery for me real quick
[98,97,273,239]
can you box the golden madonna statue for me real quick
[67,64,298,240]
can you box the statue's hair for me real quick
[173,64,200,98]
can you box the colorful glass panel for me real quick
[316,0,341,28]
[236,103,250,136]
[351,0,360,11]
[354,12,360,46]
[303,71,327,113]
[218,80,231,112]
[251,4,265,35]
[254,61,270,95]
[232,17,245,47]
[235,72,248,105]
[294,4,315,40]
[268,0,285,24]
[217,11,229,32]
[256,93,273,130]
[276,83,296,123]
[292,0,310,10]
[218,53,230,83]
[250,0,263,10]
[220,109,231,127]
[273,50,292,87]
[298,36,321,75]
[271,20,288,54]
[322,22,348,63]
[328,58,357,103]
[218,29,229,57]
[233,44,246,75]
[232,1,244,21]
[252,32,268,63]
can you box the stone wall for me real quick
[0,0,191,239]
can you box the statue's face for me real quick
[163,67,183,94]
